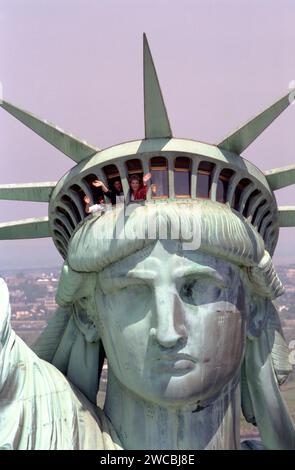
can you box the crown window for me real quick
[197,161,215,198]
[233,178,252,210]
[216,168,235,203]
[126,159,143,177]
[150,156,169,198]
[174,157,191,197]
[252,199,267,225]
[61,195,82,223]
[242,189,260,217]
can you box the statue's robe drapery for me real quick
[0,279,122,450]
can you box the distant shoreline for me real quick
[2,263,295,274]
[0,266,62,275]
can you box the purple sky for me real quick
[0,0,295,269]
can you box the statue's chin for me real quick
[119,366,238,409]
[161,378,232,408]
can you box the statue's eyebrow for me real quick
[98,266,157,292]
[100,268,156,284]
[126,266,226,284]
[101,266,156,280]
[100,254,160,282]
[171,263,229,286]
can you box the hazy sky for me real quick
[0,0,295,269]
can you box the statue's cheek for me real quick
[185,304,245,359]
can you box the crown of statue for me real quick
[0,34,295,260]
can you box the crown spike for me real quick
[0,182,56,202]
[265,164,295,191]
[0,101,100,162]
[0,217,50,239]
[217,90,294,154]
[143,34,172,139]
[278,206,295,227]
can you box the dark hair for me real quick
[129,174,141,184]
[87,174,100,184]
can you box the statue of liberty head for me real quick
[0,35,294,450]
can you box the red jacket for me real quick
[131,185,147,200]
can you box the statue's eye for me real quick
[181,282,194,299]
[180,278,222,305]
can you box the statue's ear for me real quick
[55,261,96,307]
[243,269,282,340]
[54,260,101,342]
[246,293,269,339]
[61,299,104,404]
[242,250,284,340]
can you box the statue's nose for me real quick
[150,286,187,348]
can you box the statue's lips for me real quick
[153,353,197,374]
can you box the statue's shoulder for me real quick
[1,337,122,449]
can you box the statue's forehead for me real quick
[99,240,239,280]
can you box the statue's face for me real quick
[95,240,246,407]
